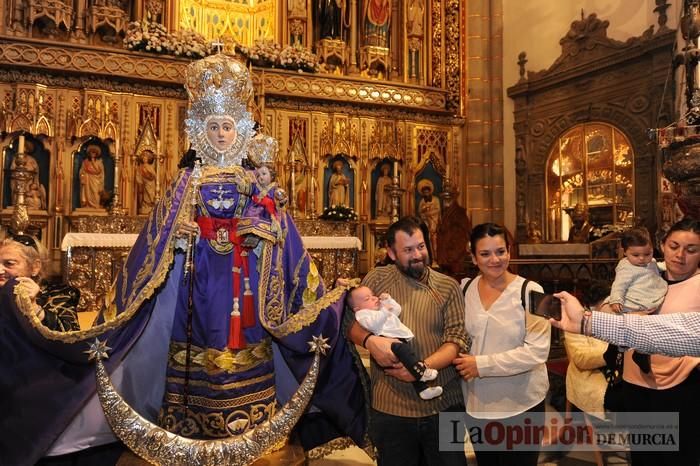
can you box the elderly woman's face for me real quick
[0,243,39,286]
[662,230,700,281]
[206,117,237,152]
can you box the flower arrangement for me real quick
[124,20,212,59]
[236,41,320,72]
[235,40,282,67]
[278,44,320,72]
[319,205,358,221]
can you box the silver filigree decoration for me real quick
[94,337,324,465]
[308,335,330,355]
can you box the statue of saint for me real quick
[567,203,594,243]
[417,179,440,263]
[135,150,157,215]
[374,162,392,218]
[79,144,105,209]
[364,0,391,47]
[436,190,471,274]
[317,0,343,39]
[10,141,46,210]
[407,0,424,37]
[328,159,350,207]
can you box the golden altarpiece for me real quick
[0,0,469,311]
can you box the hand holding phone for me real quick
[529,290,562,320]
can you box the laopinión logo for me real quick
[439,411,679,452]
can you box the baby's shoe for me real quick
[419,385,443,400]
[420,367,438,382]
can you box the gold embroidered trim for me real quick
[263,283,353,339]
[169,339,273,374]
[165,372,274,391]
[164,385,275,409]
[158,401,277,438]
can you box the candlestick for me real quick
[18,134,25,155]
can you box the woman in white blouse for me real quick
[454,223,551,466]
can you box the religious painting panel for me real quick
[372,157,394,219]
[71,138,115,212]
[324,154,354,209]
[2,133,50,212]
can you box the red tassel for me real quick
[227,299,246,350]
[242,277,255,328]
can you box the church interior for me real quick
[1,0,699,463]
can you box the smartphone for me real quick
[529,290,562,320]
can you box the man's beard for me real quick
[397,257,427,279]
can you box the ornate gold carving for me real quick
[69,215,145,233]
[0,39,188,86]
[259,69,448,112]
[430,0,442,88]
[0,69,186,99]
[294,219,356,236]
[317,38,347,72]
[444,0,460,112]
[27,0,73,34]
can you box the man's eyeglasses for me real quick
[10,233,38,251]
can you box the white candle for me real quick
[290,162,295,193]
[393,161,398,178]
[156,140,161,155]
[18,134,25,155]
[115,139,120,157]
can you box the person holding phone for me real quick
[554,218,700,465]
[453,223,551,466]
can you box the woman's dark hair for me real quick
[662,217,700,243]
[469,222,510,254]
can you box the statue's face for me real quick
[206,116,238,152]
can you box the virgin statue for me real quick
[0,53,369,466]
